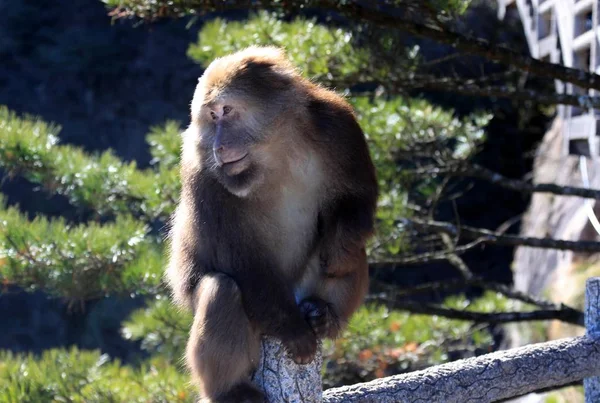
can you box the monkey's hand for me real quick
[299,297,338,339]
[280,322,317,365]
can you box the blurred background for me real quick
[0,0,596,401]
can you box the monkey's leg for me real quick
[187,273,263,403]
[300,255,369,339]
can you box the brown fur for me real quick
[166,46,378,402]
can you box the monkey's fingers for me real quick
[299,297,336,339]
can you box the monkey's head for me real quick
[188,46,302,197]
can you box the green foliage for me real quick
[0,348,194,403]
[444,290,527,312]
[327,293,506,364]
[122,298,191,363]
[0,196,163,300]
[187,11,423,88]
[188,12,376,82]
[0,106,178,222]
[429,0,472,16]
[147,121,183,170]
[321,292,522,385]
[351,96,489,257]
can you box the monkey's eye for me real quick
[222,105,232,115]
[210,111,217,120]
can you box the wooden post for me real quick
[251,337,323,402]
[585,277,600,403]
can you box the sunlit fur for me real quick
[166,46,378,402]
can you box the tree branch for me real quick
[321,1,600,91]
[447,164,600,199]
[369,297,584,326]
[348,70,600,108]
[409,82,600,108]
[323,336,600,402]
[109,1,600,91]
[369,238,483,267]
[371,276,573,311]
[439,233,474,279]
[404,218,600,252]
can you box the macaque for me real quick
[166,46,378,402]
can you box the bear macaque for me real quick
[166,46,378,402]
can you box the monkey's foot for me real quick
[280,323,318,365]
[299,297,338,339]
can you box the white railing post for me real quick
[585,277,600,403]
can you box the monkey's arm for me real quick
[297,193,374,340]
[319,193,375,277]
[302,252,369,339]
[309,93,378,277]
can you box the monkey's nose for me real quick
[214,146,248,166]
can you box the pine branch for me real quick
[0,107,177,222]
[341,70,600,108]
[0,201,163,300]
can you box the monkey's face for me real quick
[195,93,282,197]
[190,49,299,197]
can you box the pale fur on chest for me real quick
[274,151,324,272]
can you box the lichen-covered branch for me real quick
[323,336,600,402]
[252,337,323,403]
[584,278,600,402]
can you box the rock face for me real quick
[512,117,600,304]
[508,116,600,403]
[504,116,598,402]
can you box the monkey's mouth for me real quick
[222,153,247,165]
[222,153,250,175]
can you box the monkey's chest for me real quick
[272,188,320,273]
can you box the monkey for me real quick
[165,46,378,402]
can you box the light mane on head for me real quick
[191,46,299,118]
